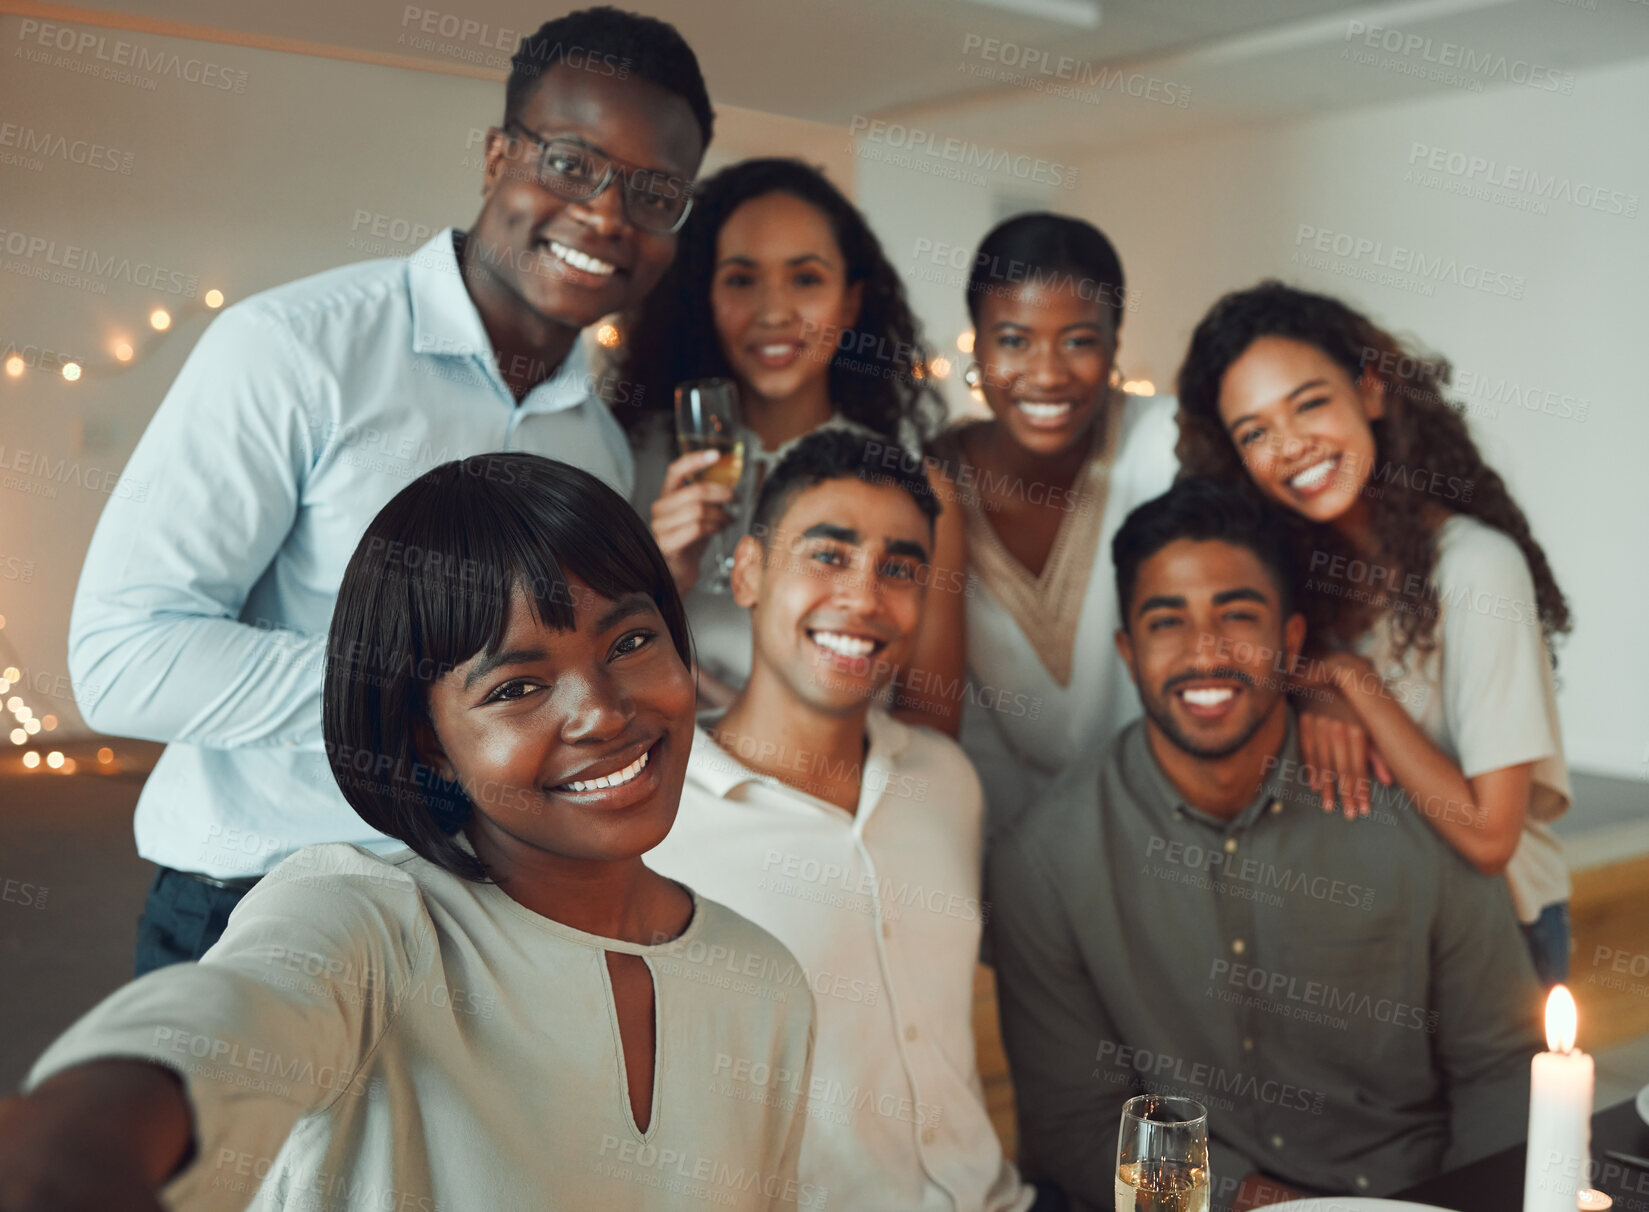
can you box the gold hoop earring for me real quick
[1108,366,1123,389]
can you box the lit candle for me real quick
[1523,985,1593,1212]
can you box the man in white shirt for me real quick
[647,428,1045,1212]
[67,8,714,973]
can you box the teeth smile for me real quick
[1181,687,1235,707]
[760,344,797,357]
[559,747,649,793]
[1288,457,1337,491]
[1017,401,1072,421]
[810,630,878,658]
[547,241,616,277]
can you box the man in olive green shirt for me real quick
[987,479,1541,1211]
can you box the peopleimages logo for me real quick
[15,19,249,93]
[0,228,198,297]
[1341,20,1576,94]
[848,117,1078,190]
[1292,224,1526,300]
[1406,142,1638,218]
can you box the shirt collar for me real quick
[1121,709,1301,833]
[685,707,912,805]
[408,228,491,359]
[407,228,596,415]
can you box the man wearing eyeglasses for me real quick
[66,8,713,973]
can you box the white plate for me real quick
[1266,1202,1450,1211]
[1638,1080,1649,1124]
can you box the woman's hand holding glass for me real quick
[649,448,737,595]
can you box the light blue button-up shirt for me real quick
[68,229,635,877]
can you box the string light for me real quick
[956,332,974,354]
[45,750,63,769]
[929,356,952,380]
[596,322,621,348]
[22,751,39,769]
[97,747,113,764]
[8,730,23,745]
[1,291,226,385]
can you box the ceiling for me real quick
[54,0,1649,151]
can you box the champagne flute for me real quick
[673,378,748,594]
[1115,1095,1210,1212]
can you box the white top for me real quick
[953,392,1180,841]
[67,229,635,877]
[645,710,1033,1212]
[28,843,818,1212]
[1354,513,1572,922]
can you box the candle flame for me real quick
[1545,983,1577,1052]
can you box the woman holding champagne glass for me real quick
[621,158,965,726]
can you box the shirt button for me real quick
[1231,939,1246,955]
[904,1024,918,1042]
[1223,837,1238,853]
[1270,799,1283,814]
[1241,1037,1254,1052]
[1270,1134,1285,1149]
[1355,1176,1370,1190]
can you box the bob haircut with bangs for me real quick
[323,453,693,881]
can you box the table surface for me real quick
[1392,1099,1649,1211]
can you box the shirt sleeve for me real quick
[1430,849,1544,1169]
[772,1009,817,1211]
[1436,522,1562,780]
[986,830,1129,1212]
[66,302,328,750]
[24,845,428,1207]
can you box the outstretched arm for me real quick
[0,1060,192,1210]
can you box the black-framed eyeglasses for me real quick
[501,121,694,235]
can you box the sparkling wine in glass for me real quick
[1115,1095,1210,1212]
[673,378,747,594]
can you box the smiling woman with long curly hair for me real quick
[1175,279,1576,985]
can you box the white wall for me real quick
[0,14,850,740]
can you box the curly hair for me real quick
[617,157,947,445]
[1175,280,1570,663]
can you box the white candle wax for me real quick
[1523,986,1594,1212]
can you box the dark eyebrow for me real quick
[1212,587,1271,607]
[1135,593,1188,618]
[1227,378,1332,431]
[714,252,835,272]
[801,522,860,545]
[463,647,547,692]
[594,592,657,634]
[461,593,656,691]
[884,538,930,563]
